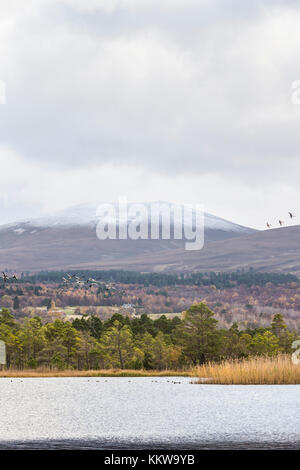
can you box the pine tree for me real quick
[177,303,221,364]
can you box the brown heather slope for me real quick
[69,225,300,274]
[0,223,254,272]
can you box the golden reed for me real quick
[193,355,300,384]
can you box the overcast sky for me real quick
[0,0,300,229]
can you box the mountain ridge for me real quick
[1,201,255,233]
[82,224,300,275]
[0,201,257,272]
[0,220,298,275]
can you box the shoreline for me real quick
[2,356,300,383]
[0,369,192,378]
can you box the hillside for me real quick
[0,202,256,272]
[83,225,300,275]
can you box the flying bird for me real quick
[279,220,284,226]
[266,222,271,229]
[67,273,79,280]
[289,212,295,219]
[2,272,9,282]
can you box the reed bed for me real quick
[193,355,300,384]
[0,368,192,378]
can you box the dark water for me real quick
[0,377,300,449]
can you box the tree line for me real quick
[17,270,299,288]
[0,303,298,370]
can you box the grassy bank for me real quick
[2,356,299,382]
[193,355,300,384]
[0,368,192,378]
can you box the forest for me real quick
[0,303,298,370]
[1,271,300,332]
[17,269,300,288]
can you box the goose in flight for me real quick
[279,220,284,226]
[289,212,295,219]
[2,272,9,282]
[266,222,271,229]
[67,273,80,280]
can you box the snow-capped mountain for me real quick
[2,201,254,235]
[0,202,256,272]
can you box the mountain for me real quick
[2,201,253,236]
[0,202,256,272]
[87,224,300,275]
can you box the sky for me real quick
[0,0,300,229]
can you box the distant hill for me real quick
[84,225,300,275]
[0,202,256,272]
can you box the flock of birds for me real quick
[2,272,18,283]
[60,273,125,297]
[266,211,295,229]
[0,271,125,298]
[61,273,102,288]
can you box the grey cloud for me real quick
[0,0,300,186]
